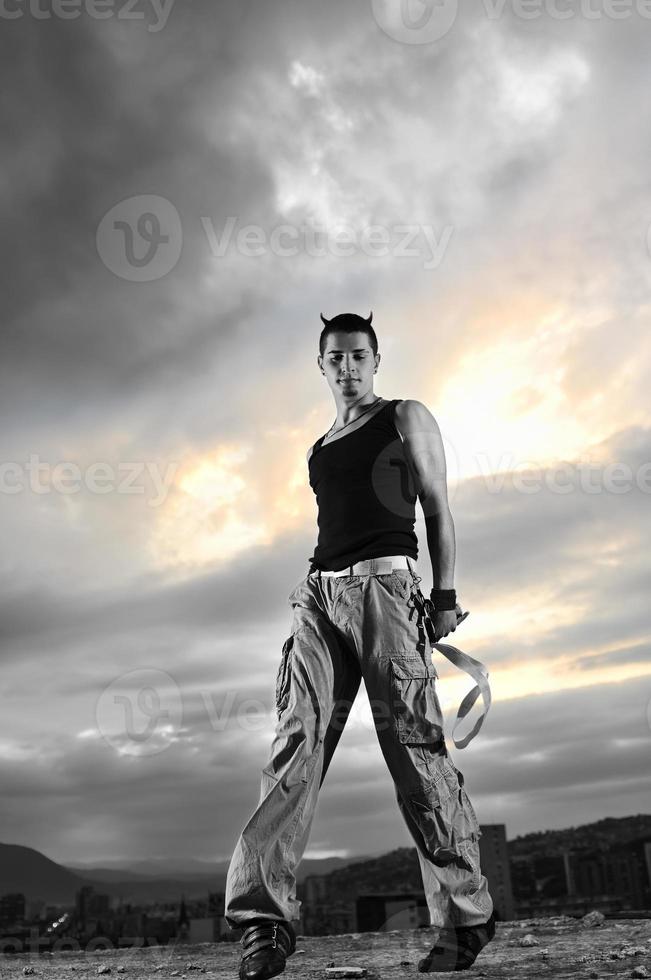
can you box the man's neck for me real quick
[332,392,381,426]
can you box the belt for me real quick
[316,555,413,577]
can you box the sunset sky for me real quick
[1,0,650,871]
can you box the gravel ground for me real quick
[2,915,651,980]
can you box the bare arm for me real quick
[395,399,456,590]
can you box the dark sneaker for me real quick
[238,919,296,980]
[418,910,496,972]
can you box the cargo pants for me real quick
[224,559,493,930]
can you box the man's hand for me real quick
[431,603,463,642]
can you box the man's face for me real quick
[318,331,380,399]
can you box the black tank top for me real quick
[307,398,418,572]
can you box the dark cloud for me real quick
[2,0,650,865]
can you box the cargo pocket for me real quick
[287,577,306,606]
[389,571,411,601]
[275,634,294,718]
[446,760,482,841]
[388,655,443,745]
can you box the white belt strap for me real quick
[430,639,492,750]
[406,565,492,750]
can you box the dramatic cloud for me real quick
[1,0,650,866]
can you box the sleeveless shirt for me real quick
[307,398,419,572]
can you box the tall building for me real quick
[476,824,515,922]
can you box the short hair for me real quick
[319,311,378,358]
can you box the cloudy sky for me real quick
[1,0,650,872]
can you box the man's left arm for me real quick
[395,399,460,640]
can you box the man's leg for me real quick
[393,751,493,927]
[224,591,361,931]
[356,572,493,930]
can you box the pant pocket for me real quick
[389,655,443,745]
[389,570,412,601]
[262,734,308,786]
[434,757,483,850]
[287,577,306,606]
[447,761,482,840]
[275,634,294,718]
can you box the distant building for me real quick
[75,884,110,932]
[0,893,26,928]
[177,896,189,941]
[573,839,651,910]
[26,899,47,921]
[475,824,515,922]
[511,836,651,918]
[299,878,357,937]
[357,892,429,932]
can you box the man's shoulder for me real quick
[394,399,436,438]
[395,398,426,417]
[306,438,321,464]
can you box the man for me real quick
[225,312,495,979]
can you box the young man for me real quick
[225,312,496,979]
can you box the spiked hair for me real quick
[318,311,378,358]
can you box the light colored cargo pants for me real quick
[224,560,493,930]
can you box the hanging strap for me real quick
[431,636,492,749]
[410,585,492,750]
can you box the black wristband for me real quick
[430,588,457,611]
